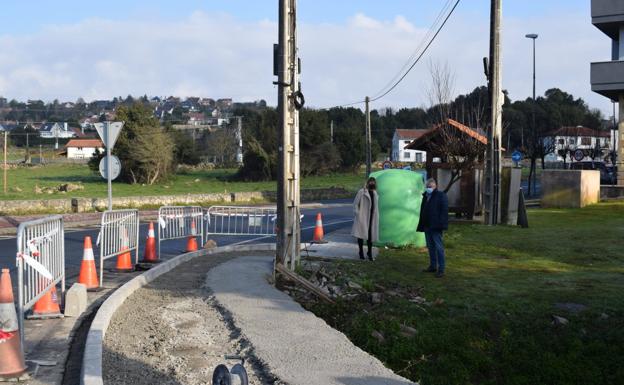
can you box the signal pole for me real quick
[276,0,301,269]
[485,0,503,225]
[365,96,372,177]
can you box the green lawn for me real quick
[301,203,624,385]
[0,163,364,200]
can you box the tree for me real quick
[206,127,238,167]
[236,137,273,181]
[113,104,175,184]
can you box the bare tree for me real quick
[426,61,487,193]
[205,126,238,166]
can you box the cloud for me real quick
[0,9,613,115]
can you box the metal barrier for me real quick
[97,209,140,286]
[158,206,204,256]
[16,215,65,344]
[204,206,277,237]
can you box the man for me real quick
[417,178,449,278]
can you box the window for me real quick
[581,137,591,146]
[404,140,411,146]
[569,138,576,145]
[415,153,423,163]
[404,152,412,159]
[558,139,564,145]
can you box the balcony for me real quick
[592,0,624,38]
[591,60,624,100]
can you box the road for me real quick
[0,202,354,296]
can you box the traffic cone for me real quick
[186,221,198,252]
[31,284,62,318]
[141,222,159,263]
[116,230,134,272]
[78,236,99,290]
[0,269,27,379]
[313,213,326,243]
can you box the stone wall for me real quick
[0,188,352,215]
[541,170,600,208]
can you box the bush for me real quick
[235,137,274,181]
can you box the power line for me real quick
[370,0,461,102]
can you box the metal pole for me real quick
[106,121,113,211]
[532,38,536,101]
[3,131,7,194]
[365,96,372,177]
[486,0,503,225]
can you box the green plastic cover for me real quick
[369,169,426,247]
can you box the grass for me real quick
[0,163,365,200]
[302,202,624,385]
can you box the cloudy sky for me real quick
[0,0,614,115]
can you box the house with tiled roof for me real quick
[547,126,612,162]
[65,139,104,159]
[391,129,429,163]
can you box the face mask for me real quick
[426,187,434,194]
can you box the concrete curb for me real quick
[80,243,276,385]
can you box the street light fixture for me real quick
[525,33,538,195]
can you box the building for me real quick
[391,129,428,163]
[65,139,104,159]
[590,0,624,184]
[39,122,75,139]
[547,126,612,162]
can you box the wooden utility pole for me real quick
[365,96,372,177]
[276,0,301,269]
[485,0,503,225]
[330,120,334,143]
[3,131,7,194]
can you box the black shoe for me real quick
[359,253,365,260]
[435,271,445,278]
[367,253,373,261]
[422,267,436,273]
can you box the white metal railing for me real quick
[158,206,204,256]
[16,215,65,345]
[204,206,277,237]
[97,209,140,286]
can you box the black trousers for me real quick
[358,215,373,257]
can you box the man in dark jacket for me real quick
[417,178,449,278]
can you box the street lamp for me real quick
[525,33,538,196]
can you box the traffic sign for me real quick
[573,149,585,162]
[99,155,121,180]
[511,150,522,163]
[94,122,124,149]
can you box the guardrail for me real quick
[97,209,140,286]
[16,215,65,345]
[158,206,204,256]
[204,206,277,237]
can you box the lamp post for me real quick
[525,33,538,196]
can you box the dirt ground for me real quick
[103,252,282,385]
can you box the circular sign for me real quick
[382,160,393,170]
[99,155,121,180]
[511,150,523,163]
[573,149,585,162]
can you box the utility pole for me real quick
[365,96,372,177]
[485,0,503,225]
[276,0,301,270]
[236,116,243,164]
[3,131,7,194]
[330,120,334,143]
[25,132,30,163]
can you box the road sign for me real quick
[511,150,522,163]
[574,149,585,162]
[99,155,121,180]
[94,122,123,149]
[382,160,393,170]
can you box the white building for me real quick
[39,122,75,139]
[65,139,104,159]
[391,129,428,163]
[547,126,612,162]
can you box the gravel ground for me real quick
[103,252,281,385]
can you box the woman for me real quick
[352,177,379,261]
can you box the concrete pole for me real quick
[3,131,7,194]
[365,96,372,177]
[618,95,624,185]
[106,121,113,211]
[486,0,503,225]
[330,120,334,143]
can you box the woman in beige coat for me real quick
[351,177,379,260]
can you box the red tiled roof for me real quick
[65,139,103,148]
[404,118,487,150]
[551,126,610,138]
[395,129,430,140]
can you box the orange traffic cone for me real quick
[78,236,99,290]
[30,282,62,318]
[141,222,159,263]
[185,221,198,252]
[116,230,134,272]
[0,269,27,379]
[313,213,326,243]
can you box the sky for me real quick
[0,0,615,116]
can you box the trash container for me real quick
[369,169,426,247]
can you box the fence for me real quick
[16,215,65,345]
[204,206,277,237]
[158,206,204,256]
[97,209,140,286]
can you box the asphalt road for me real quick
[0,202,354,295]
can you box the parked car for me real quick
[570,161,616,184]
